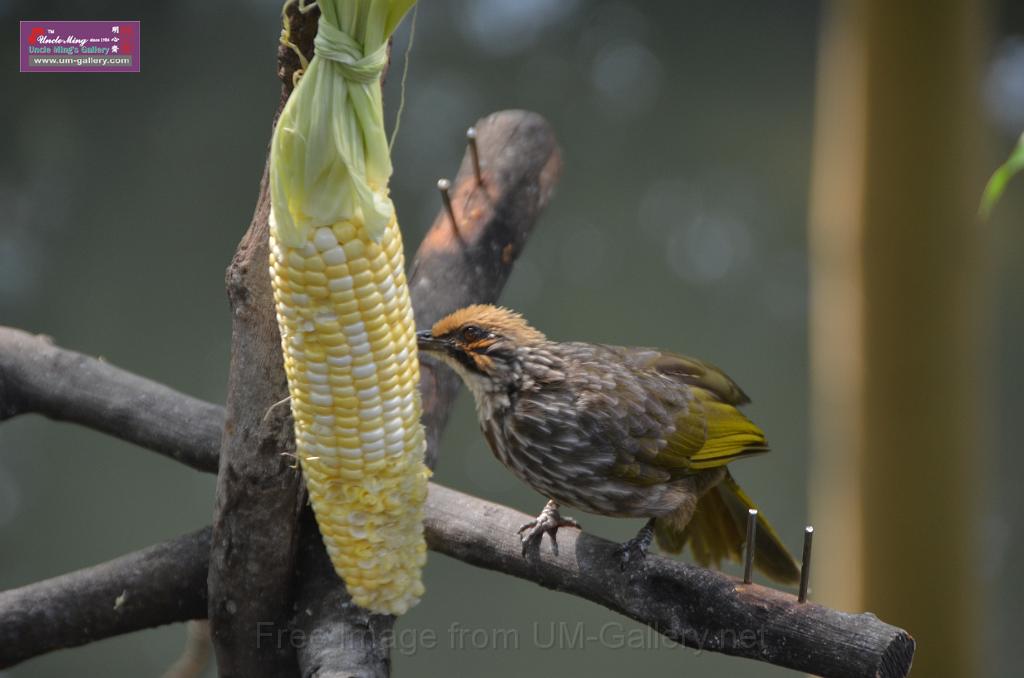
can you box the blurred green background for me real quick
[1,1,1022,676]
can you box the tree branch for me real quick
[410,109,562,467]
[206,5,318,676]
[425,484,914,678]
[0,527,211,668]
[290,511,395,678]
[0,331,915,678]
[0,327,220,473]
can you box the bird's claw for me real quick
[517,501,579,557]
[613,537,650,571]
[614,519,655,571]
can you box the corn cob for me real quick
[269,0,427,615]
[269,218,427,615]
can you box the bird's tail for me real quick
[653,470,800,584]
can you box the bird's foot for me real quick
[614,519,656,571]
[517,500,580,557]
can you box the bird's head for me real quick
[416,305,546,394]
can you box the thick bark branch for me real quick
[425,485,914,678]
[208,156,305,677]
[206,6,318,676]
[0,331,914,678]
[290,511,394,678]
[410,109,562,466]
[0,527,210,668]
[0,476,913,678]
[0,327,220,473]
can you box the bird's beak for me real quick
[416,330,447,353]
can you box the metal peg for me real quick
[437,178,456,226]
[798,526,814,603]
[466,126,483,185]
[743,508,757,584]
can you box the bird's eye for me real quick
[460,325,486,343]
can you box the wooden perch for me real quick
[208,154,306,678]
[290,510,395,678]
[206,6,318,676]
[0,527,211,667]
[0,328,915,678]
[426,486,914,678]
[0,328,220,473]
[410,109,562,466]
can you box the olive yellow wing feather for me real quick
[611,385,768,482]
[639,350,751,406]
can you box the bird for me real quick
[416,304,800,583]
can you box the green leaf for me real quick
[980,132,1024,221]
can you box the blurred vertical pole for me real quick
[808,2,985,677]
[808,0,867,616]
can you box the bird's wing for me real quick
[575,345,764,484]
[659,385,769,471]
[630,349,751,406]
[611,385,768,484]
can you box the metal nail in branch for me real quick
[743,508,758,584]
[437,178,455,226]
[466,127,483,185]
[799,526,814,603]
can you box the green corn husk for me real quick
[271,0,416,246]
